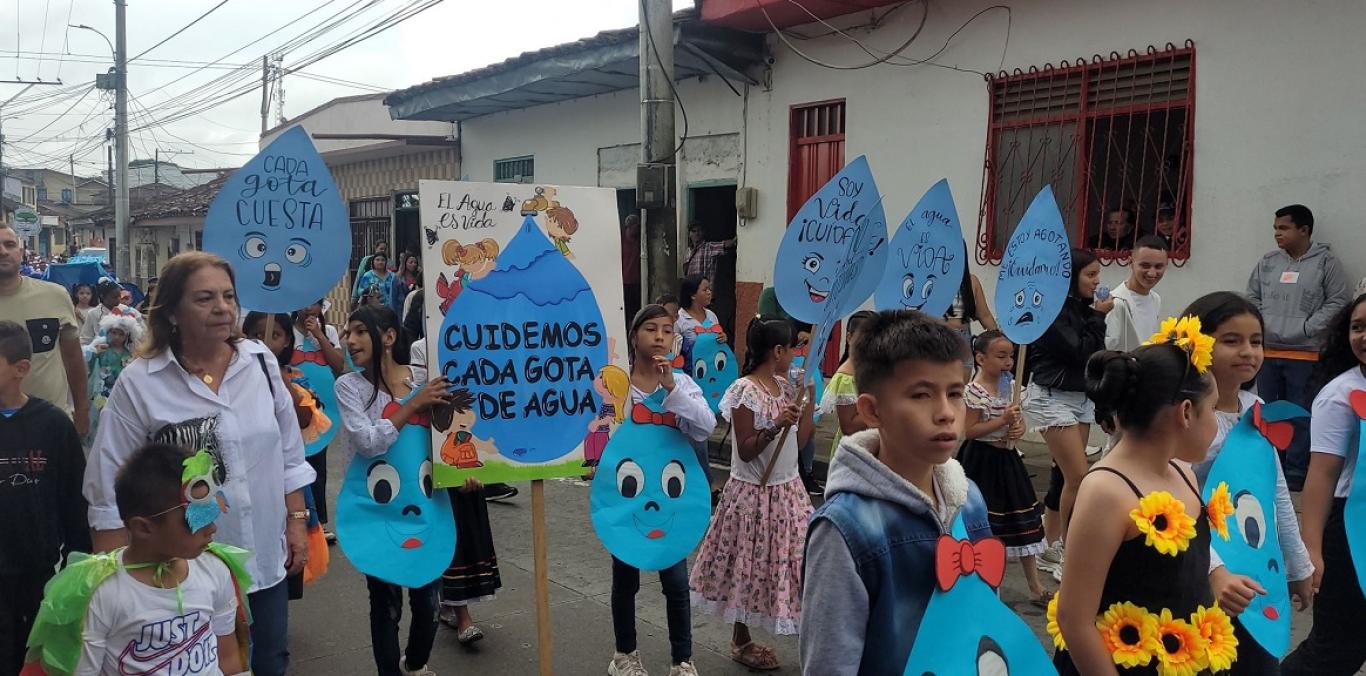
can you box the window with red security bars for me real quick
[975,42,1195,265]
[788,99,846,376]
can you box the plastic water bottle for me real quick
[998,371,1014,403]
[1096,285,1111,302]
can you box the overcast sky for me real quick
[0,0,692,176]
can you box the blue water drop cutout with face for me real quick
[774,156,888,326]
[337,397,455,588]
[992,186,1071,346]
[683,322,737,414]
[875,179,966,317]
[202,126,350,313]
[1203,401,1309,657]
[1347,390,1366,599]
[902,513,1057,676]
[590,390,711,571]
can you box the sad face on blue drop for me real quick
[687,325,737,413]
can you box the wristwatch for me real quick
[287,509,310,521]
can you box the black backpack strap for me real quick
[256,352,275,398]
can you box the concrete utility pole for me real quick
[113,0,131,281]
[260,55,271,136]
[638,0,677,303]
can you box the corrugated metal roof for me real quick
[385,9,764,122]
[80,175,230,225]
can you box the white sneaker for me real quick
[668,662,699,676]
[608,651,650,676]
[1086,444,1103,457]
[400,662,436,676]
[1037,540,1064,581]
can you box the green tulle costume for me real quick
[21,543,253,676]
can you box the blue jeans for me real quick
[1256,358,1316,483]
[611,557,692,663]
[691,439,712,487]
[247,579,291,676]
[799,437,816,476]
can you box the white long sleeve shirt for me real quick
[84,339,315,593]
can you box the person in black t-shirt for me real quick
[0,320,90,673]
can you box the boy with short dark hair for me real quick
[799,310,991,676]
[1106,234,1170,351]
[0,319,89,674]
[23,443,250,676]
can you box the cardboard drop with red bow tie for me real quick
[589,390,711,571]
[903,512,1057,675]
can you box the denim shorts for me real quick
[1020,382,1095,432]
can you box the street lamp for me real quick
[69,24,114,57]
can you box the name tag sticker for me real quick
[1280,271,1300,284]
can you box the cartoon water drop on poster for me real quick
[875,179,966,317]
[590,390,711,571]
[202,126,350,313]
[993,185,1071,346]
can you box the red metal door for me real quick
[787,100,846,376]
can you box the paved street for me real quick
[290,427,1322,675]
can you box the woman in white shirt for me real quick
[84,252,315,676]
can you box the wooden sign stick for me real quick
[531,479,553,676]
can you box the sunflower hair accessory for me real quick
[1145,316,1215,374]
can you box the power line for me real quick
[131,0,233,62]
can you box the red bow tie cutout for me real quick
[695,323,725,336]
[631,403,678,428]
[291,349,328,367]
[934,535,1006,592]
[382,401,430,427]
[1252,402,1296,451]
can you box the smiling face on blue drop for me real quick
[337,414,455,588]
[202,126,350,313]
[590,393,710,571]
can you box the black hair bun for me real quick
[1086,350,1139,414]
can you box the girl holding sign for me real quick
[1022,248,1110,577]
[601,304,716,676]
[690,318,815,671]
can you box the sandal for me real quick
[1029,591,1051,609]
[457,625,484,645]
[731,641,780,671]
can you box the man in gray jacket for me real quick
[1247,204,1351,488]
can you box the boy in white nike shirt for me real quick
[74,443,246,676]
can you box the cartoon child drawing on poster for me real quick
[584,365,630,467]
[435,238,500,315]
[432,388,498,469]
[545,206,579,260]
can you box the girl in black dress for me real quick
[1052,317,1240,675]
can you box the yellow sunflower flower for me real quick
[1206,482,1235,541]
[1192,604,1239,672]
[1131,491,1198,556]
[1046,593,1066,650]
[1154,608,1210,676]
[1096,601,1160,668]
[1145,315,1215,373]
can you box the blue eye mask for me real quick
[590,390,711,571]
[181,450,227,534]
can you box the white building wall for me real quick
[441,0,1366,323]
[458,75,745,195]
[739,0,1366,316]
[261,95,457,153]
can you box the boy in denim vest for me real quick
[799,310,991,676]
